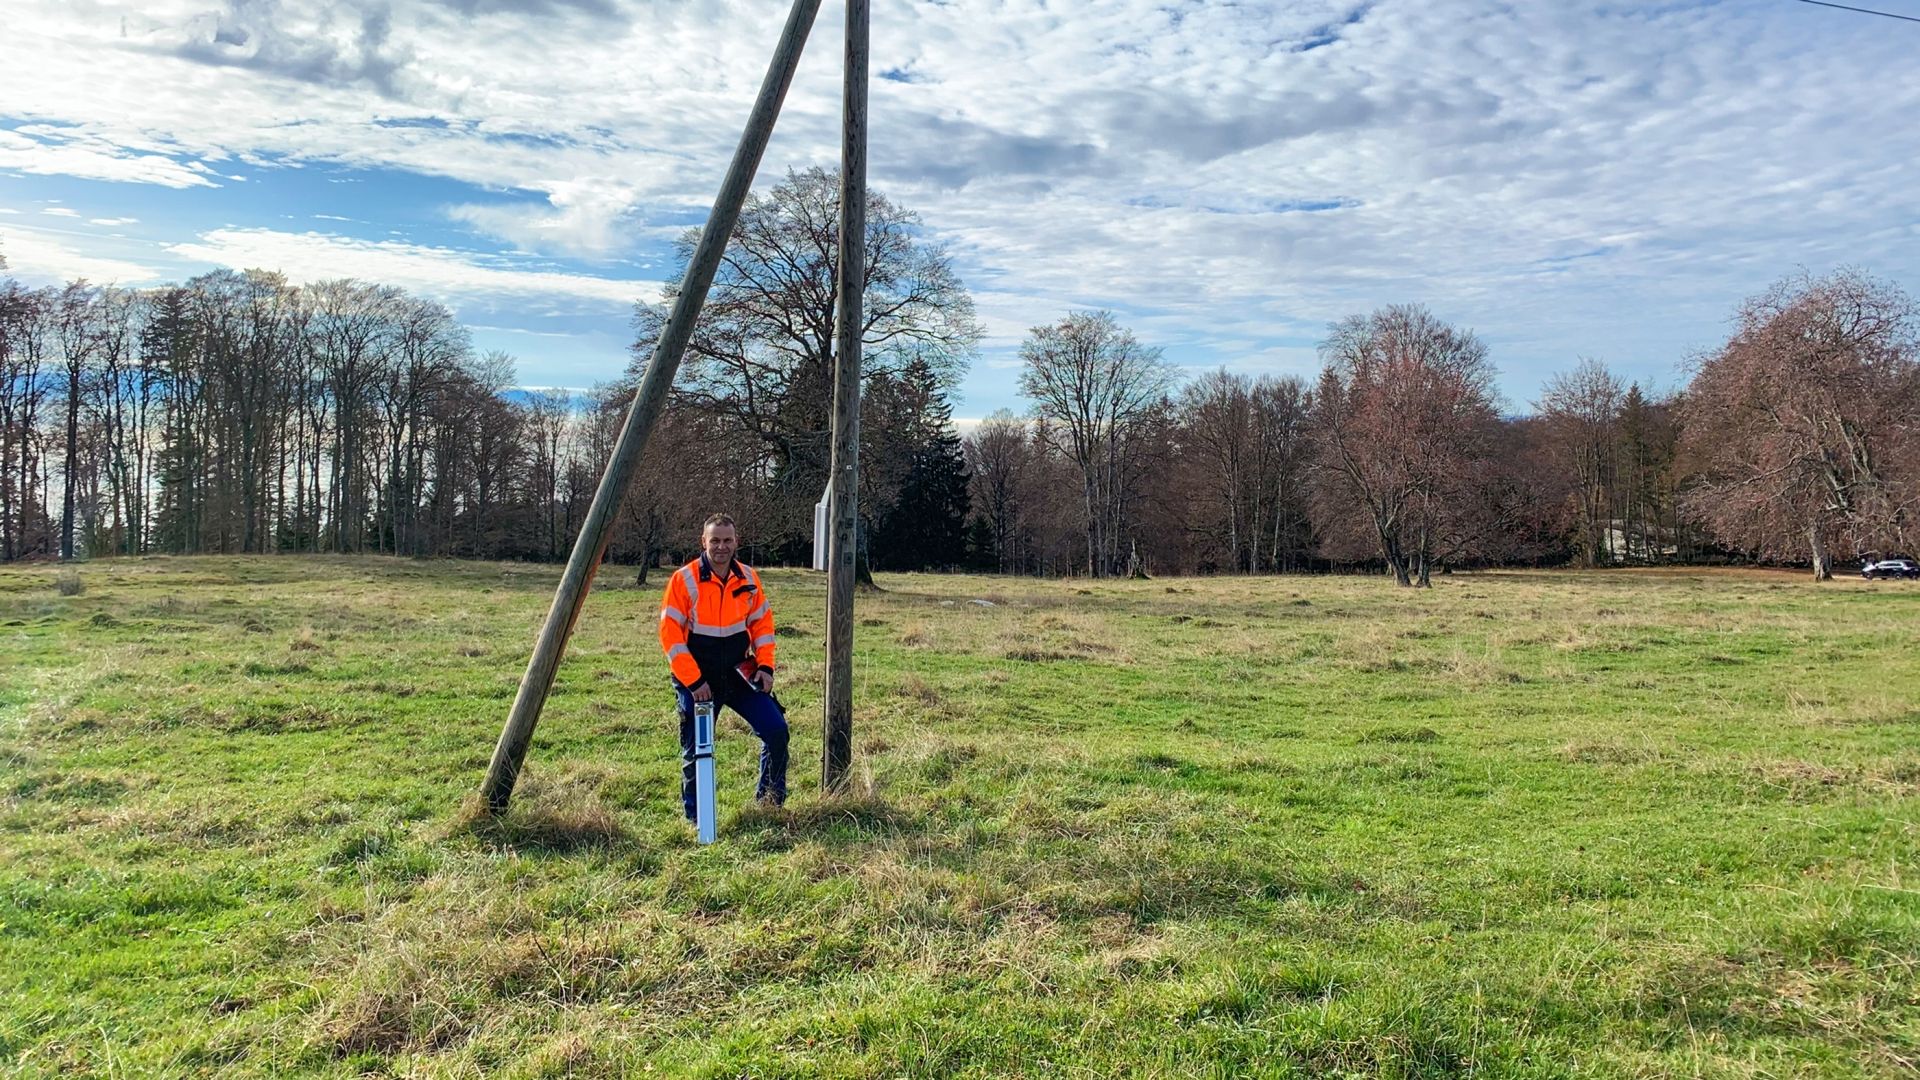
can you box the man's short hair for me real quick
[703,513,736,531]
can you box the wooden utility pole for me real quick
[821,0,868,792]
[481,0,824,813]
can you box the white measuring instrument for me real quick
[692,700,718,844]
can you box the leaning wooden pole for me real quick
[482,0,824,813]
[821,0,868,793]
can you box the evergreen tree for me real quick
[143,287,203,554]
[871,357,970,569]
[962,513,997,571]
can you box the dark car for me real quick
[1863,558,1920,580]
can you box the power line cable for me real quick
[1793,0,1920,24]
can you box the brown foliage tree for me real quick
[1312,304,1502,586]
[1679,269,1920,579]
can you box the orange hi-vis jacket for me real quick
[659,555,776,693]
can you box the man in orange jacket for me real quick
[659,513,785,819]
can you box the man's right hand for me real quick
[690,682,712,702]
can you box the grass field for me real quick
[2,557,1918,1077]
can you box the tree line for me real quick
[3,172,1915,582]
[982,271,1916,584]
[0,259,600,564]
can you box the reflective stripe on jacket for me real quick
[658,556,776,690]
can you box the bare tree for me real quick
[522,387,573,560]
[615,394,727,578]
[1174,371,1315,574]
[185,270,304,553]
[964,410,1039,573]
[309,280,405,552]
[634,167,981,550]
[88,288,153,555]
[0,272,53,560]
[1411,414,1580,570]
[1018,310,1176,577]
[442,351,522,558]
[1313,304,1501,587]
[1252,375,1315,572]
[1180,369,1256,571]
[376,296,467,555]
[51,282,105,560]
[1537,357,1625,567]
[1680,269,1920,579]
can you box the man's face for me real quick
[703,523,738,567]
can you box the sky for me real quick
[3,0,1919,422]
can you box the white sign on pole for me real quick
[693,701,717,844]
[812,482,832,571]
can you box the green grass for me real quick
[2,556,1918,1077]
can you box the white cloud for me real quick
[0,127,219,189]
[447,178,648,256]
[469,323,584,339]
[0,225,164,285]
[3,0,1919,404]
[165,227,663,312]
[969,287,1087,348]
[89,217,140,226]
[41,207,80,217]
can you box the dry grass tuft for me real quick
[524,1033,596,1074]
[304,885,554,1059]
[1741,756,1920,797]
[459,767,626,853]
[1357,725,1440,745]
[896,673,942,705]
[1750,758,1854,789]
[764,788,911,839]
[316,988,419,1055]
[1442,647,1523,686]
[901,739,979,784]
[315,967,463,1056]
[1005,646,1074,662]
[1797,694,1919,728]
[999,630,1120,662]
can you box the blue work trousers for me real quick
[676,684,788,819]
